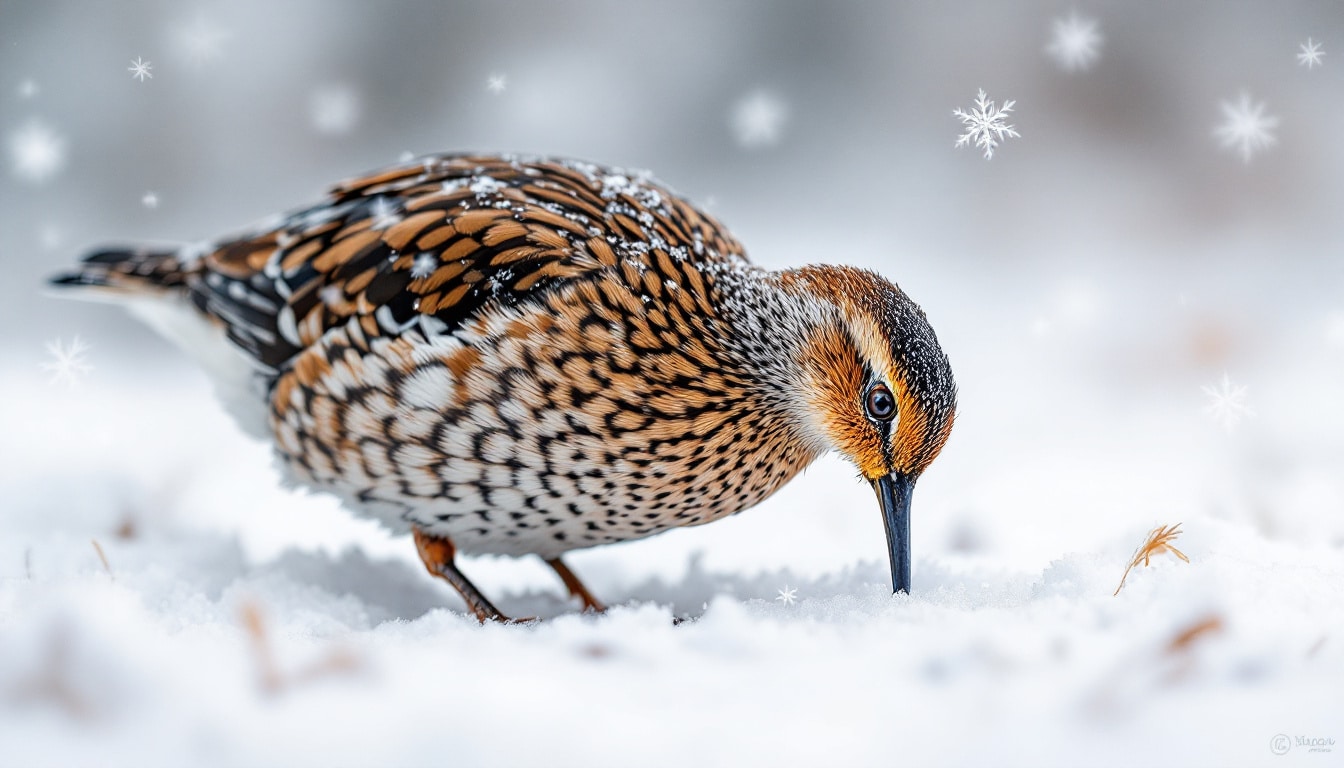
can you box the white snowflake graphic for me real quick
[1202,372,1253,434]
[410,253,438,279]
[309,84,360,135]
[1045,11,1103,72]
[369,198,400,230]
[172,16,230,65]
[730,90,789,149]
[9,120,65,183]
[41,336,93,389]
[487,74,507,94]
[775,585,798,605]
[1213,92,1279,163]
[954,89,1020,160]
[19,79,38,98]
[128,56,153,82]
[1297,38,1325,69]
[142,191,159,209]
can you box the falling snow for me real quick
[310,84,361,135]
[1045,11,1103,72]
[128,57,153,82]
[730,90,788,149]
[487,74,507,94]
[9,120,65,183]
[142,192,159,209]
[40,337,93,389]
[775,585,797,605]
[1297,38,1325,69]
[1202,372,1253,434]
[1213,92,1279,163]
[954,89,1020,160]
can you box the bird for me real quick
[51,153,957,621]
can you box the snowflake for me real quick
[1202,372,1253,434]
[410,253,438,279]
[172,16,230,65]
[128,56,153,82]
[730,90,789,149]
[18,79,38,98]
[954,89,1020,160]
[1297,38,1325,69]
[487,74,507,94]
[1045,11,1103,72]
[9,120,65,183]
[1213,92,1279,163]
[775,585,798,605]
[309,84,360,135]
[142,191,159,209]
[41,336,93,389]
[369,198,400,230]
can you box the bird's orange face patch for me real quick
[798,325,889,479]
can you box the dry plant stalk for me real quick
[239,599,361,696]
[1113,523,1190,596]
[1166,614,1223,654]
[90,539,113,579]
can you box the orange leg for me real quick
[412,527,508,623]
[545,557,606,613]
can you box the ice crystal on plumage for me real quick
[1202,372,1253,434]
[1213,93,1278,163]
[775,586,798,605]
[9,120,64,183]
[954,89,1020,160]
[41,336,93,389]
[487,74,507,94]
[1297,38,1325,69]
[1045,11,1103,72]
[128,57,153,82]
[730,90,788,149]
[369,198,400,231]
[410,253,437,279]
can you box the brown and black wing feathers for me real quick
[95,153,747,373]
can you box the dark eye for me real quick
[865,384,896,422]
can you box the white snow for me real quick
[8,119,65,183]
[1045,12,1103,72]
[38,336,93,389]
[1202,372,1254,434]
[1,357,1341,767]
[954,89,1020,160]
[730,90,789,149]
[1213,93,1279,163]
[1297,38,1325,69]
[127,57,153,82]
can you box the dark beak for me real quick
[872,472,916,594]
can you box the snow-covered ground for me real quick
[2,333,1341,767]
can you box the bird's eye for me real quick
[865,384,896,422]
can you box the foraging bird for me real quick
[51,153,956,621]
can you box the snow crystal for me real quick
[954,89,1020,160]
[368,198,400,230]
[410,253,438,279]
[1297,38,1325,69]
[730,90,788,148]
[486,73,507,94]
[9,120,65,183]
[40,336,93,389]
[775,585,798,605]
[469,176,503,196]
[309,84,361,135]
[127,56,153,82]
[141,191,159,209]
[1202,372,1253,434]
[1213,92,1278,163]
[1045,11,1103,72]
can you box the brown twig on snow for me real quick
[1113,523,1190,596]
[1165,614,1224,654]
[239,599,362,696]
[90,539,113,579]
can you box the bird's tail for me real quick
[48,246,195,297]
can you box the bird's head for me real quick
[776,265,957,594]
